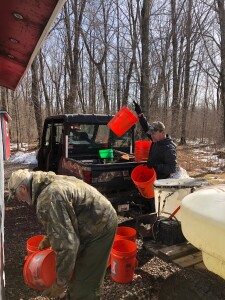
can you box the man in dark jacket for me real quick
[133,101,177,179]
[8,169,117,299]
[145,121,177,179]
[133,101,177,213]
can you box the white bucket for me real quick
[154,178,209,221]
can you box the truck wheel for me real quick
[159,268,225,300]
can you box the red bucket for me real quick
[135,140,152,162]
[107,227,136,269]
[131,164,156,198]
[116,226,137,242]
[111,239,137,283]
[23,249,57,291]
[107,106,138,137]
[26,235,45,256]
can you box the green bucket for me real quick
[99,149,114,162]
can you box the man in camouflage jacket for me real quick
[8,169,118,299]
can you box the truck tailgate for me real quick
[59,157,143,193]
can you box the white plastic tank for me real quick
[154,178,209,221]
[181,185,225,280]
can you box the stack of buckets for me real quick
[23,235,56,291]
[132,140,156,198]
[110,226,137,284]
[134,140,152,162]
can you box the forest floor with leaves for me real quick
[3,142,225,300]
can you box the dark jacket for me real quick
[138,114,177,179]
[148,137,177,179]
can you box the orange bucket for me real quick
[131,164,156,198]
[111,239,137,283]
[23,249,56,291]
[107,227,136,269]
[116,226,137,242]
[135,140,152,162]
[107,106,138,137]
[26,235,45,256]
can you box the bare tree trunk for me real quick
[122,56,135,106]
[140,0,151,119]
[217,0,225,142]
[64,0,87,113]
[89,43,97,113]
[180,0,192,145]
[39,52,51,116]
[82,30,109,113]
[122,0,139,106]
[31,57,42,144]
[171,0,180,137]
[116,1,121,109]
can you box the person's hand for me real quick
[42,281,66,298]
[38,236,51,250]
[133,101,142,115]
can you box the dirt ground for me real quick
[3,144,225,300]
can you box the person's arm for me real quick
[133,101,151,137]
[38,195,79,284]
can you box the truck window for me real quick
[66,123,132,158]
[44,124,51,146]
[44,122,63,146]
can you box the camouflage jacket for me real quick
[31,171,117,282]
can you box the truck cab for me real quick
[37,114,135,172]
[37,114,147,215]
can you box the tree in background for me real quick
[2,0,225,145]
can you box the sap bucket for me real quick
[135,140,152,162]
[131,164,156,198]
[111,239,137,283]
[107,227,136,269]
[107,106,138,137]
[116,226,137,243]
[26,235,45,256]
[23,249,57,291]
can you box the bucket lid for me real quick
[154,178,209,189]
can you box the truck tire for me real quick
[159,268,225,300]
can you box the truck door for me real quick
[37,120,63,172]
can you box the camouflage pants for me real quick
[68,216,118,299]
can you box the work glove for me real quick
[38,235,51,250]
[42,281,67,298]
[133,101,143,115]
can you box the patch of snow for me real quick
[205,167,224,173]
[9,151,37,164]
[170,167,190,179]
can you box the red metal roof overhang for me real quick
[0,0,66,91]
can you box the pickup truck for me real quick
[37,114,147,216]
